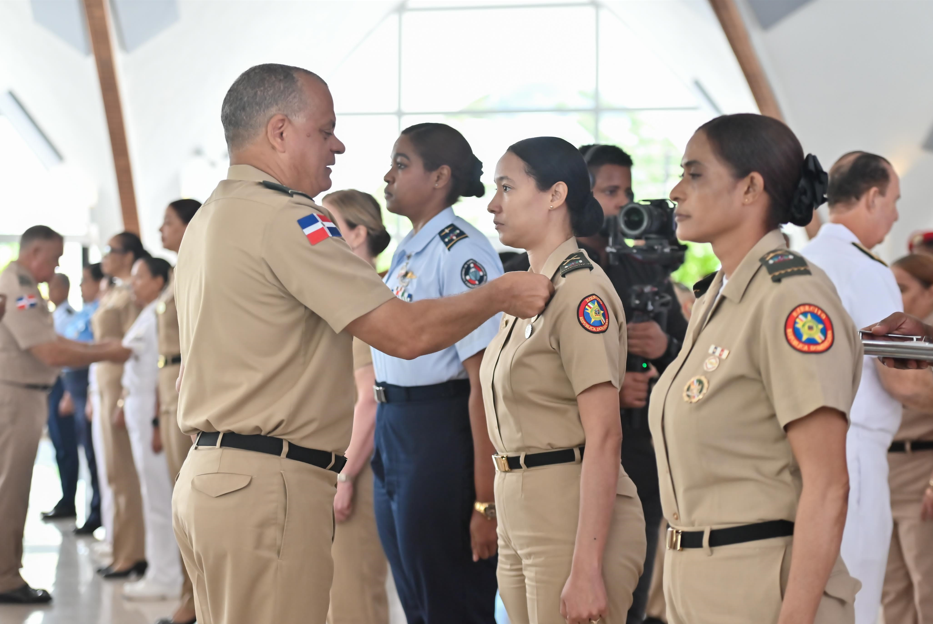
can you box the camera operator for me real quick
[504,144,688,624]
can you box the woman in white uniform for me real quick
[112,256,183,601]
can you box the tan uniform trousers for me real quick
[173,443,336,624]
[0,385,46,592]
[328,462,389,624]
[663,537,859,624]
[645,519,667,622]
[883,450,933,624]
[158,364,194,614]
[495,462,646,624]
[96,363,146,568]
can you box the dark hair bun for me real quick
[788,154,828,226]
[465,156,485,198]
[572,194,604,237]
[368,228,392,257]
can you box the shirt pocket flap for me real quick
[823,570,860,604]
[192,473,252,498]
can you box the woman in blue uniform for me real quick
[372,123,502,623]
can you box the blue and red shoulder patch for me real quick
[16,295,38,310]
[460,259,487,289]
[578,294,610,333]
[297,213,342,245]
[785,304,834,353]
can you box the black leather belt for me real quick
[158,355,182,369]
[373,380,470,404]
[0,380,54,392]
[667,520,795,551]
[195,432,346,473]
[493,447,585,472]
[889,440,933,453]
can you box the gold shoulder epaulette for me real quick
[852,243,888,267]
[759,249,811,282]
[559,251,593,277]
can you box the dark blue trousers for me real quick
[372,393,497,624]
[53,369,101,523]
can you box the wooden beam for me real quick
[82,0,139,235]
[708,0,783,121]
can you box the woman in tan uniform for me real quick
[882,253,933,624]
[322,189,391,624]
[649,113,862,624]
[95,231,147,579]
[153,199,201,624]
[481,136,646,624]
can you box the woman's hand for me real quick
[560,566,607,624]
[334,480,355,523]
[59,391,75,417]
[922,486,933,521]
[151,425,163,454]
[470,510,498,562]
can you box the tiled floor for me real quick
[0,439,409,624]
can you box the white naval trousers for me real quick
[124,391,183,589]
[89,363,114,545]
[841,425,894,624]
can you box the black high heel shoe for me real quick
[97,560,148,579]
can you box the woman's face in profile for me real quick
[669,130,748,244]
[383,134,434,217]
[893,265,933,318]
[488,151,549,250]
[130,260,162,307]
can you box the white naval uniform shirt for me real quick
[121,300,159,398]
[372,207,503,387]
[802,222,903,438]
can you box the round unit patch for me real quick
[703,356,720,372]
[683,376,710,403]
[785,304,834,353]
[460,259,487,289]
[577,294,610,333]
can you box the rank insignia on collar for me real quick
[693,273,716,297]
[559,252,593,277]
[785,304,834,353]
[261,180,315,202]
[759,249,811,282]
[439,224,468,250]
[461,259,487,288]
[683,375,709,403]
[708,345,730,359]
[578,294,610,333]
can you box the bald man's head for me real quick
[221,64,328,152]
[827,151,893,209]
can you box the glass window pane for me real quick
[599,110,713,201]
[328,13,399,114]
[598,9,699,110]
[401,6,596,113]
[401,112,596,245]
[408,0,589,7]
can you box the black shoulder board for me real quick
[559,251,593,277]
[438,224,468,250]
[759,249,811,282]
[693,272,716,297]
[17,274,33,287]
[260,180,315,202]
[852,243,888,267]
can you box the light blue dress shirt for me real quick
[53,300,76,335]
[64,300,99,343]
[372,207,503,387]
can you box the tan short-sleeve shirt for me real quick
[480,238,627,455]
[174,165,394,452]
[92,283,141,341]
[352,337,373,372]
[648,230,862,528]
[0,261,59,386]
[156,277,180,358]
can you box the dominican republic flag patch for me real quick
[16,295,38,310]
[298,213,342,245]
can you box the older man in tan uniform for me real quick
[0,226,123,604]
[171,63,551,624]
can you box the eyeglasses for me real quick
[103,246,129,256]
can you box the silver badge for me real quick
[524,325,532,339]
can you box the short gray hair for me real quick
[221,64,326,151]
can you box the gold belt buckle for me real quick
[492,455,511,472]
[666,527,683,551]
[158,355,167,369]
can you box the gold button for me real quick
[673,513,680,520]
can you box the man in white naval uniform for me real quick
[803,151,906,624]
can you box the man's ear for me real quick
[265,114,290,153]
